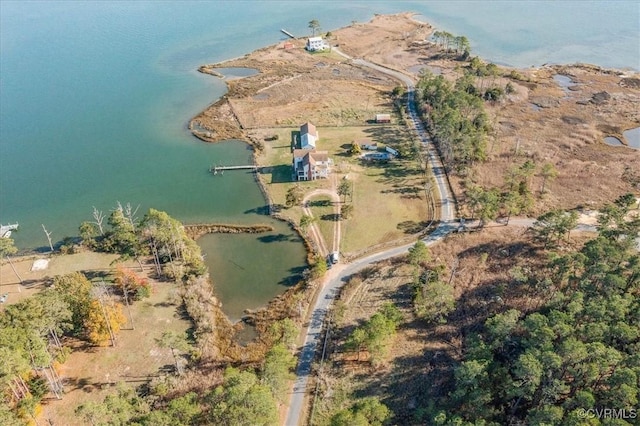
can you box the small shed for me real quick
[375,114,391,123]
[300,122,318,150]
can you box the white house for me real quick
[300,122,318,150]
[292,149,331,181]
[306,37,326,52]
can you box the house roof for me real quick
[308,151,328,162]
[308,37,323,43]
[300,122,317,137]
[295,149,328,161]
[293,149,308,159]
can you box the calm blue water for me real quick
[1,1,638,313]
[2,1,638,246]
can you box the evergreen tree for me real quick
[208,368,278,426]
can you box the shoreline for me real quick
[183,223,274,241]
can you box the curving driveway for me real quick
[284,49,457,425]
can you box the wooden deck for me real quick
[209,165,261,175]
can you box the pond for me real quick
[604,136,624,147]
[198,220,307,322]
[623,127,640,149]
[604,128,640,150]
[216,67,259,80]
[553,74,577,97]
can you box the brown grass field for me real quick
[1,254,191,425]
[42,277,191,425]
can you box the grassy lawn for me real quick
[342,159,428,253]
[256,124,431,255]
[306,48,345,62]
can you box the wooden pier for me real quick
[280,29,295,39]
[209,165,261,175]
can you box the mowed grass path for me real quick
[256,125,431,255]
[307,196,336,253]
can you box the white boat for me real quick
[0,223,19,238]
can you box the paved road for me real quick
[284,49,457,426]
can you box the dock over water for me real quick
[209,165,261,175]
[280,29,295,39]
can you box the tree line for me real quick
[0,205,211,424]
[432,30,470,58]
[79,203,205,280]
[416,70,490,174]
[1,271,299,425]
[462,159,559,227]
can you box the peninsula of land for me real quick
[191,12,639,234]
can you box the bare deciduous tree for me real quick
[92,206,105,235]
[115,201,140,228]
[42,224,54,252]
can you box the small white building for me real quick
[375,113,391,123]
[306,37,326,52]
[300,122,318,150]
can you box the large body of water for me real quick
[1,1,638,318]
